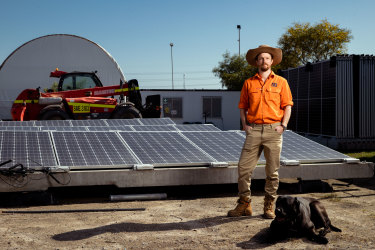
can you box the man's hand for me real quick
[244,125,253,132]
[275,125,284,134]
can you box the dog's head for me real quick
[274,195,300,223]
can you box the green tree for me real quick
[278,19,352,69]
[213,52,257,90]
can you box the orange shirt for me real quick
[238,71,293,124]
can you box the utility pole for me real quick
[170,43,174,89]
[237,25,241,56]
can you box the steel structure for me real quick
[280,55,375,150]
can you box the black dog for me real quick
[270,195,341,244]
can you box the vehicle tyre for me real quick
[112,106,142,119]
[40,109,69,120]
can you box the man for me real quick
[228,45,293,219]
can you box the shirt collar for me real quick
[254,71,275,80]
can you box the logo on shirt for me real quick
[271,82,277,87]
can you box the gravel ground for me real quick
[0,177,375,249]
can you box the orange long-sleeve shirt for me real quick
[238,71,293,124]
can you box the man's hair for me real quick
[255,52,273,61]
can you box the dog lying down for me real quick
[270,195,341,244]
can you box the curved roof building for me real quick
[0,34,125,119]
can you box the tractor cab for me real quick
[50,69,103,91]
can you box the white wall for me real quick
[141,90,241,130]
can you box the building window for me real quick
[203,96,222,118]
[163,97,183,118]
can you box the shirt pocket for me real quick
[249,87,261,102]
[265,87,281,107]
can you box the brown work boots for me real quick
[263,196,276,219]
[227,196,275,219]
[227,198,252,217]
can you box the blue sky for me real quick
[1,0,374,89]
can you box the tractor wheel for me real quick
[40,109,69,120]
[112,106,142,119]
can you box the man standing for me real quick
[228,45,293,219]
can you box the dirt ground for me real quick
[1,177,375,250]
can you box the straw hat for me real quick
[246,45,282,67]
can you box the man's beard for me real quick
[260,64,270,72]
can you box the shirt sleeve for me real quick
[238,80,249,109]
[280,79,294,108]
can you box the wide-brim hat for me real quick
[246,45,282,67]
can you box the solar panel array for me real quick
[0,118,354,169]
[52,131,139,167]
[0,131,57,167]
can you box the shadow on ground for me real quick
[52,215,249,241]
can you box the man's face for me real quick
[256,53,273,72]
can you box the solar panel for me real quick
[34,120,72,127]
[119,132,214,166]
[132,125,177,131]
[106,119,142,126]
[282,131,351,163]
[52,131,139,167]
[86,126,134,132]
[175,124,222,131]
[236,130,349,164]
[0,131,57,167]
[69,120,107,127]
[138,118,176,125]
[182,131,247,163]
[40,126,88,131]
[0,121,36,126]
[0,126,40,131]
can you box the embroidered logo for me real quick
[271,82,277,87]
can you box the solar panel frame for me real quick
[69,120,107,127]
[282,130,351,163]
[132,125,177,132]
[106,119,143,126]
[174,124,222,131]
[86,126,135,132]
[0,126,40,131]
[138,118,176,125]
[119,131,215,166]
[181,131,250,164]
[51,131,140,168]
[0,131,57,167]
[0,121,36,127]
[236,130,350,164]
[34,120,72,127]
[40,126,88,131]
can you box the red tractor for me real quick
[11,69,161,121]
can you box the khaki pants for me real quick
[238,122,283,201]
